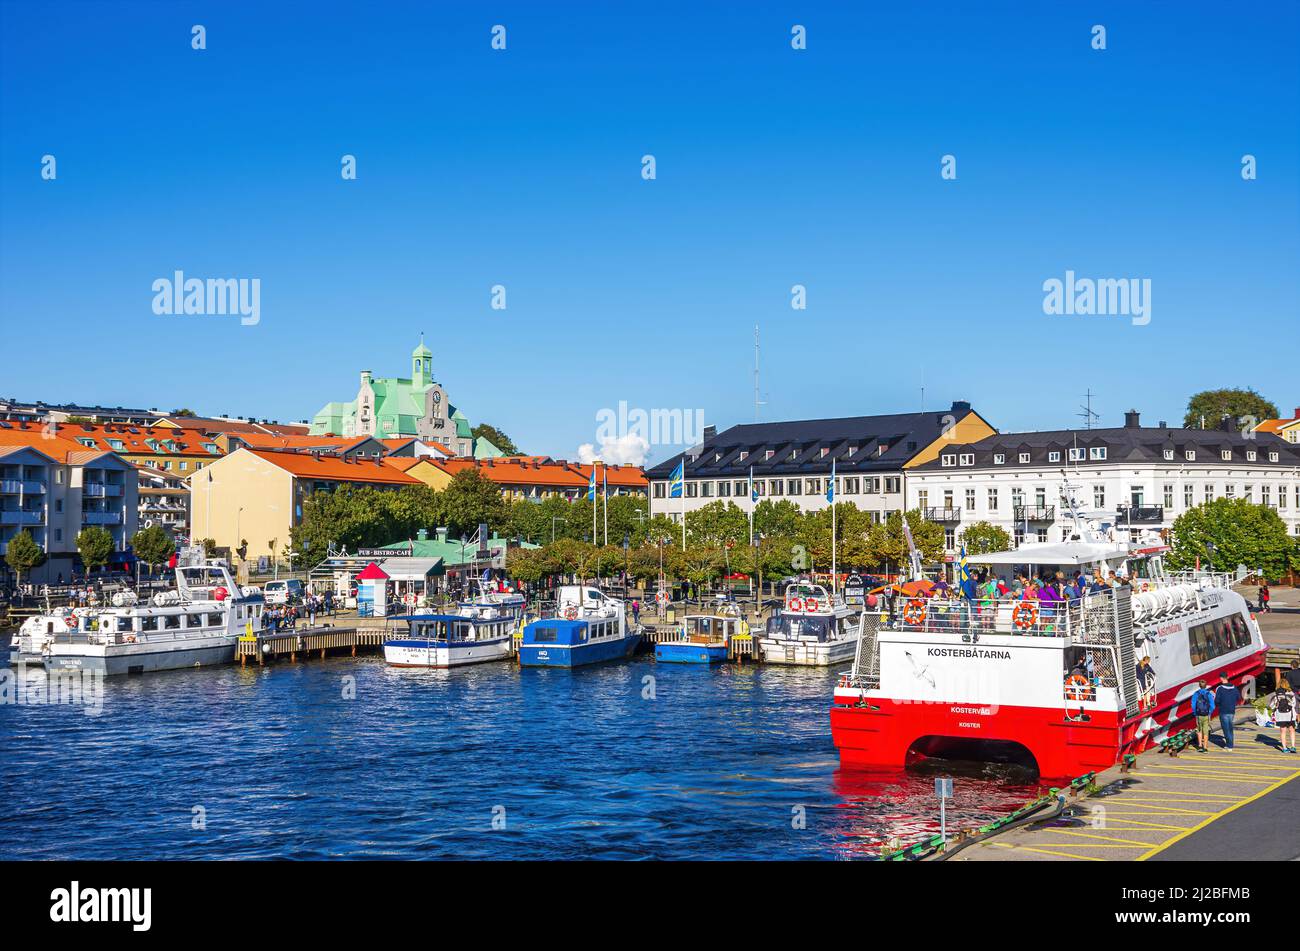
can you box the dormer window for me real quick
[1269,451,1279,462]
[958,453,974,466]
[1221,450,1232,461]
[1089,447,1106,460]
[738,451,748,461]
[1048,451,1061,462]
[1246,450,1256,461]
[847,444,857,456]
[790,449,798,460]
[1018,452,1030,464]
[993,453,1005,465]
[819,447,828,458]
[1185,450,1196,461]
[714,452,721,462]
[764,450,774,460]
[940,454,956,467]
[78,437,95,448]
[1163,449,1174,461]
[108,439,125,450]
[1068,448,1085,461]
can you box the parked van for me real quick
[263,579,305,605]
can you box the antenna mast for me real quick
[753,325,766,422]
[1078,388,1101,430]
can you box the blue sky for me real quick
[2,1,1297,464]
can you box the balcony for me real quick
[82,511,123,525]
[0,510,44,525]
[1014,505,1056,522]
[1116,505,1165,525]
[0,479,45,494]
[84,483,124,498]
[923,506,962,522]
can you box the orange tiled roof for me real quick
[0,427,116,464]
[229,431,371,451]
[427,457,647,489]
[246,448,422,485]
[158,416,310,436]
[10,422,224,457]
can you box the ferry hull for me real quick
[519,632,640,668]
[45,640,238,676]
[384,637,513,668]
[655,641,728,664]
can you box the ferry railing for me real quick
[882,593,1103,640]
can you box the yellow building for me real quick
[188,447,422,560]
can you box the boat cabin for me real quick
[523,617,623,647]
[392,613,514,644]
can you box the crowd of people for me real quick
[261,591,333,633]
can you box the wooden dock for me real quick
[236,624,388,665]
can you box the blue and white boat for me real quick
[655,612,748,664]
[518,585,641,668]
[457,584,526,622]
[384,613,515,668]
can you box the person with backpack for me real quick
[1258,582,1271,613]
[1269,686,1297,753]
[1214,674,1242,750]
[1191,680,1215,752]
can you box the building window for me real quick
[865,476,880,493]
[941,454,956,467]
[764,450,774,460]
[1018,452,1030,464]
[884,476,900,493]
[964,488,976,511]
[993,453,1005,465]
[653,482,665,498]
[769,479,783,496]
[1204,484,1214,503]
[738,451,748,461]
[1246,450,1256,461]
[1244,484,1253,503]
[1163,449,1174,461]
[718,481,731,497]
[1185,451,1196,461]
[1048,451,1061,462]
[806,478,820,495]
[734,480,747,496]
[918,490,928,509]
[1093,485,1105,509]
[1069,447,1085,462]
[55,529,62,541]
[1011,487,1023,508]
[1089,447,1107,460]
[1034,487,1046,507]
[1261,485,1271,507]
[839,477,854,494]
[944,528,955,550]
[1163,484,1174,508]
[943,489,954,508]
[1225,484,1235,498]
[1130,485,1144,507]
[1184,484,1194,509]
[1036,529,1049,542]
[1221,450,1232,461]
[987,488,998,511]
[701,481,714,498]
[685,482,698,498]
[958,453,974,466]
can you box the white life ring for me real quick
[786,597,804,612]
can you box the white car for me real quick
[263,580,304,605]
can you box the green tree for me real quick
[4,529,46,585]
[1184,388,1279,430]
[960,521,1012,555]
[76,526,115,573]
[199,537,218,557]
[438,469,508,535]
[171,408,198,417]
[685,500,748,547]
[470,423,520,455]
[1167,498,1298,581]
[505,546,550,585]
[867,510,945,573]
[130,524,176,574]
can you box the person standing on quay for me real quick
[1258,582,1271,613]
[1191,679,1215,752]
[1268,685,1296,753]
[1214,674,1242,751]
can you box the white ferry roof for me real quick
[378,557,444,580]
[965,541,1131,567]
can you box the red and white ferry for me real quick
[831,527,1266,778]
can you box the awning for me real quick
[965,542,1132,567]
[376,557,444,581]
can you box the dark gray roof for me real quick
[645,402,984,479]
[911,418,1300,471]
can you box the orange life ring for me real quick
[563,604,579,621]
[1012,601,1039,631]
[786,597,804,613]
[805,598,820,612]
[903,598,927,626]
[1065,673,1090,701]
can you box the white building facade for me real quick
[905,412,1300,553]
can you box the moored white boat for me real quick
[755,582,861,666]
[384,613,516,668]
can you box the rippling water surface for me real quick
[1,658,1047,859]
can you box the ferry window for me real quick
[532,625,558,643]
[208,614,223,626]
[164,614,181,630]
[1189,618,1242,667]
[116,617,133,632]
[1230,616,1250,649]
[188,614,204,628]
[141,616,159,631]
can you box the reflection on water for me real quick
[1,656,1046,860]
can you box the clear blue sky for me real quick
[2,1,1297,464]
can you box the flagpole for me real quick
[748,465,754,547]
[680,454,687,552]
[602,466,608,547]
[591,464,597,545]
[830,460,837,596]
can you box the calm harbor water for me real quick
[1,657,1045,860]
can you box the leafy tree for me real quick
[960,521,1012,555]
[171,408,198,417]
[1167,498,1298,581]
[867,510,945,573]
[76,526,115,573]
[753,499,802,538]
[505,547,550,585]
[685,500,748,547]
[471,423,520,456]
[199,537,218,557]
[4,529,46,585]
[130,524,176,573]
[438,469,508,536]
[1184,388,1278,430]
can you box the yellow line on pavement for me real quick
[1136,773,1278,784]
[1096,817,1188,831]
[1102,803,1220,815]
[1139,765,1300,861]
[1052,829,1158,846]
[1117,788,1247,797]
[991,842,1104,861]
[1144,761,1298,773]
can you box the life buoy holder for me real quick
[1065,673,1090,701]
[786,597,804,613]
[563,604,579,621]
[1012,601,1039,631]
[805,598,820,612]
[902,598,927,626]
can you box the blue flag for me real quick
[587,466,597,501]
[749,466,757,503]
[669,459,684,499]
[826,459,836,503]
[958,544,976,600]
